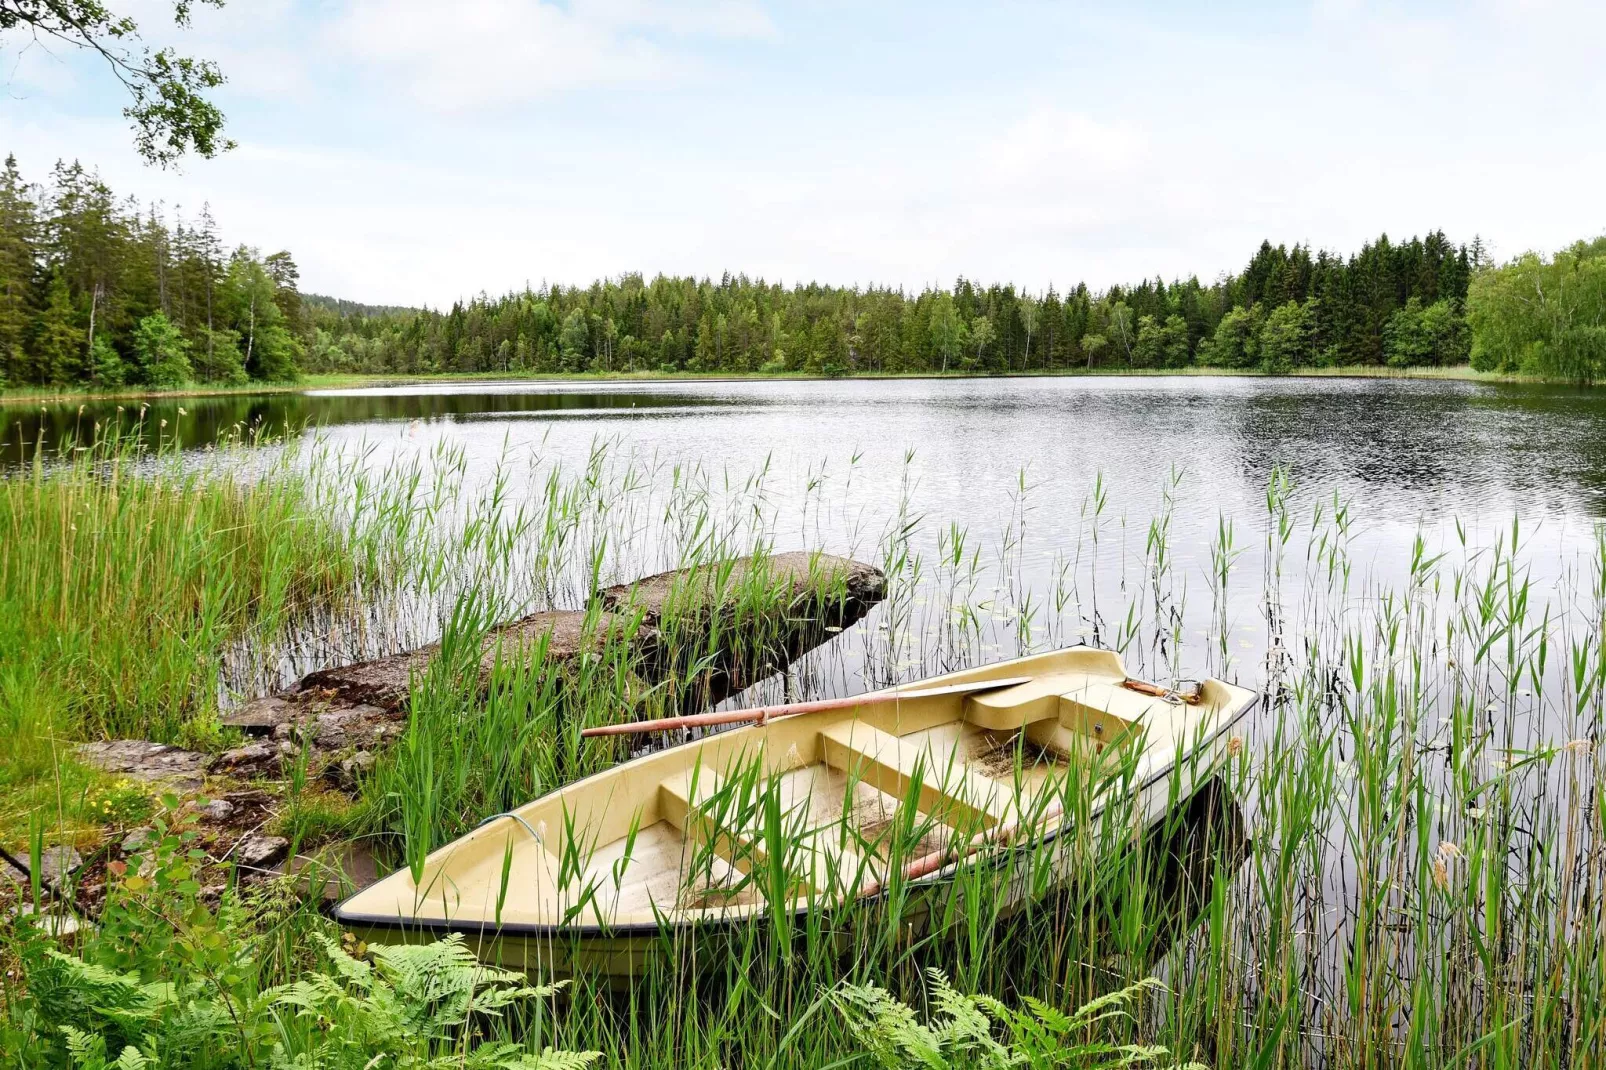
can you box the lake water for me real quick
[13,375,1606,520]
[12,375,1603,1052]
[9,373,1606,704]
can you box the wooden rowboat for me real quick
[335,647,1257,976]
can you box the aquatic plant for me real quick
[2,426,1603,1069]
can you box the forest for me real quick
[2,152,1602,390]
[310,234,1478,379]
[0,156,301,390]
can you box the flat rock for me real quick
[600,551,887,619]
[312,708,364,748]
[219,551,887,796]
[9,904,82,937]
[289,553,884,716]
[213,741,281,778]
[196,799,235,822]
[325,749,374,793]
[76,739,209,790]
[234,834,290,869]
[220,695,296,735]
[9,845,82,889]
[293,649,436,711]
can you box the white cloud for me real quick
[331,0,774,110]
[3,1,1603,306]
[573,0,777,38]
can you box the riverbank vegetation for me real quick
[5,152,1603,393]
[307,232,1478,378]
[0,156,303,392]
[2,427,1602,1067]
[1469,236,1606,382]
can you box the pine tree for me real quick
[32,273,85,384]
[0,155,37,385]
[89,335,128,387]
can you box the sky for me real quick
[1,0,1603,307]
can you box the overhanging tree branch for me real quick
[0,0,233,166]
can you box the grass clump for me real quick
[0,424,362,747]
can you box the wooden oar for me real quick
[856,798,1066,899]
[581,675,1033,738]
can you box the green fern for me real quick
[832,969,1203,1070]
[264,932,599,1069]
[22,934,599,1070]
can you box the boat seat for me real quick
[659,767,857,896]
[818,721,1013,828]
[1055,680,1158,743]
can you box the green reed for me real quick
[3,428,1604,1070]
[0,424,354,743]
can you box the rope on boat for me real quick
[476,811,545,843]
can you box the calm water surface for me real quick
[8,376,1606,695]
[10,376,1606,517]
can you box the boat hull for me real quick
[340,689,1254,979]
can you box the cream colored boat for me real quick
[336,647,1256,976]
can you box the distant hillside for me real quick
[303,293,420,319]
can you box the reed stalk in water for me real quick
[1,427,1602,1069]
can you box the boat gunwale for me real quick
[333,688,1259,941]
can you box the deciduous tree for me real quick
[1,1,233,165]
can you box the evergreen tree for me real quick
[31,273,84,384]
[191,326,247,383]
[0,154,36,385]
[89,334,128,387]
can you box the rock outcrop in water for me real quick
[80,551,885,792]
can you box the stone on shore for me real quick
[75,740,210,791]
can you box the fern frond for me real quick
[1065,977,1164,1029]
[60,1025,106,1069]
[1018,994,1073,1034]
[310,931,374,988]
[112,1046,151,1070]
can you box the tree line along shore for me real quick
[3,153,1603,394]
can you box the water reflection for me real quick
[0,384,737,463]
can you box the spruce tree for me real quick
[32,273,85,384]
[0,155,37,385]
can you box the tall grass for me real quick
[2,429,1603,1068]
[0,425,366,747]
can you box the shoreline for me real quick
[0,364,1570,408]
